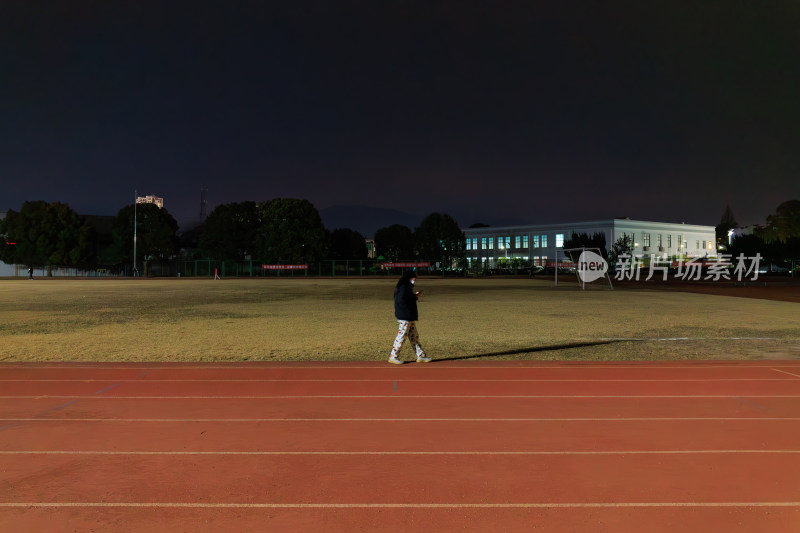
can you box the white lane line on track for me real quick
[4,395,800,399]
[1,502,799,508]
[772,368,800,378]
[3,417,800,422]
[600,337,790,341]
[2,450,800,455]
[2,378,798,382]
[3,364,800,370]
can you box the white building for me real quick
[463,218,717,268]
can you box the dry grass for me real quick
[1,278,798,362]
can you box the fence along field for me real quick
[0,278,798,362]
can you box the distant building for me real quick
[136,195,164,208]
[463,218,717,268]
[731,225,761,238]
[365,238,376,259]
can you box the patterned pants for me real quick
[390,320,425,358]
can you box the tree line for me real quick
[0,198,466,273]
[718,200,800,268]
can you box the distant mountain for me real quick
[319,205,424,238]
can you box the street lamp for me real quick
[133,189,137,277]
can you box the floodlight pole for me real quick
[554,246,558,286]
[133,189,137,277]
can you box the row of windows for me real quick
[466,232,715,252]
[619,233,714,251]
[465,256,549,265]
[466,234,552,251]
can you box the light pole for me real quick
[133,190,137,277]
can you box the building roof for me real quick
[463,218,714,233]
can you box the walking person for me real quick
[388,270,431,364]
[28,267,33,280]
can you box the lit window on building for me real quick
[522,235,529,248]
[515,236,521,249]
[643,233,651,247]
[541,235,548,247]
[488,237,494,249]
[481,237,487,249]
[556,234,564,248]
[533,235,539,248]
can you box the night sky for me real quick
[2,2,799,231]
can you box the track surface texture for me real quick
[1,360,800,532]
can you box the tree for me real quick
[108,203,179,269]
[727,233,768,259]
[198,201,259,260]
[716,204,738,248]
[256,198,327,263]
[328,228,368,260]
[607,234,633,268]
[0,201,94,274]
[414,212,466,270]
[563,232,608,258]
[758,200,800,244]
[374,224,414,261]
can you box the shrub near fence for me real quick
[148,260,441,277]
[2,260,454,278]
[1,264,121,278]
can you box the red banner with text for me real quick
[381,262,431,268]
[261,264,308,270]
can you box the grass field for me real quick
[1,278,798,362]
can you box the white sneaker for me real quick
[416,355,432,363]
[388,356,404,365]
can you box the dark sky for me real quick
[2,1,799,231]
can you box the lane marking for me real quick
[772,368,800,379]
[12,415,800,422]
[4,395,800,399]
[3,364,800,370]
[2,450,800,456]
[1,502,799,508]
[600,337,789,341]
[2,378,798,382]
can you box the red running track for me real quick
[1,360,800,532]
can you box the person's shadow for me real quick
[433,340,621,362]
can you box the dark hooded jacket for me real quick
[393,271,418,321]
